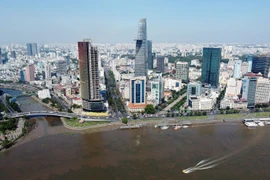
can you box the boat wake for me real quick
[183,128,266,174]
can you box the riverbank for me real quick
[31,95,56,111]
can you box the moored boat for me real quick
[161,126,169,130]
[174,125,182,130]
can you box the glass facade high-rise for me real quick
[130,76,146,104]
[247,77,257,108]
[135,18,148,77]
[156,56,165,73]
[251,56,270,78]
[78,39,104,112]
[187,82,202,101]
[26,43,38,56]
[147,40,153,69]
[201,48,221,87]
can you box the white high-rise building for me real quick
[233,60,242,78]
[151,73,164,105]
[45,63,51,79]
[255,77,270,104]
[175,61,189,81]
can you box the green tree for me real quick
[2,139,10,148]
[122,117,128,124]
[67,109,73,113]
[132,114,137,119]
[144,104,155,114]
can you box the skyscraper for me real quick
[175,61,189,82]
[233,59,242,78]
[201,48,221,87]
[251,55,270,78]
[247,55,253,72]
[147,40,153,69]
[78,39,104,112]
[156,56,165,73]
[45,63,51,79]
[247,77,257,108]
[56,60,67,76]
[151,73,164,105]
[26,43,38,56]
[135,18,148,77]
[11,51,16,59]
[25,64,35,82]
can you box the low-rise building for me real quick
[164,78,182,91]
[38,89,51,99]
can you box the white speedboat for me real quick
[182,125,189,128]
[174,125,182,130]
[258,122,265,127]
[161,126,169,130]
[245,122,258,127]
[154,124,159,128]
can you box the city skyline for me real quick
[1,0,270,44]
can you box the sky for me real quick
[1,0,270,44]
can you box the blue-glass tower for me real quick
[201,48,221,88]
[251,56,270,78]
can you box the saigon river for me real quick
[0,89,270,179]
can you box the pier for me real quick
[119,124,145,130]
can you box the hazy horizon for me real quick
[1,0,270,44]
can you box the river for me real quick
[0,89,270,179]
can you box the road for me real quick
[158,93,186,115]
[0,94,16,113]
[104,67,127,120]
[50,92,70,111]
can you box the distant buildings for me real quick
[135,18,148,77]
[156,56,165,73]
[78,39,104,112]
[26,43,38,56]
[251,55,270,78]
[233,59,242,78]
[10,51,16,59]
[175,61,189,82]
[128,76,147,112]
[56,60,67,76]
[201,48,221,87]
[25,64,35,82]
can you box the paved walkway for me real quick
[158,93,186,115]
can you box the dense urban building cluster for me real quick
[0,18,270,117]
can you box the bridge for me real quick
[6,111,111,122]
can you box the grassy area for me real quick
[64,118,109,127]
[249,112,270,118]
[81,111,109,117]
[178,116,208,121]
[215,113,247,120]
